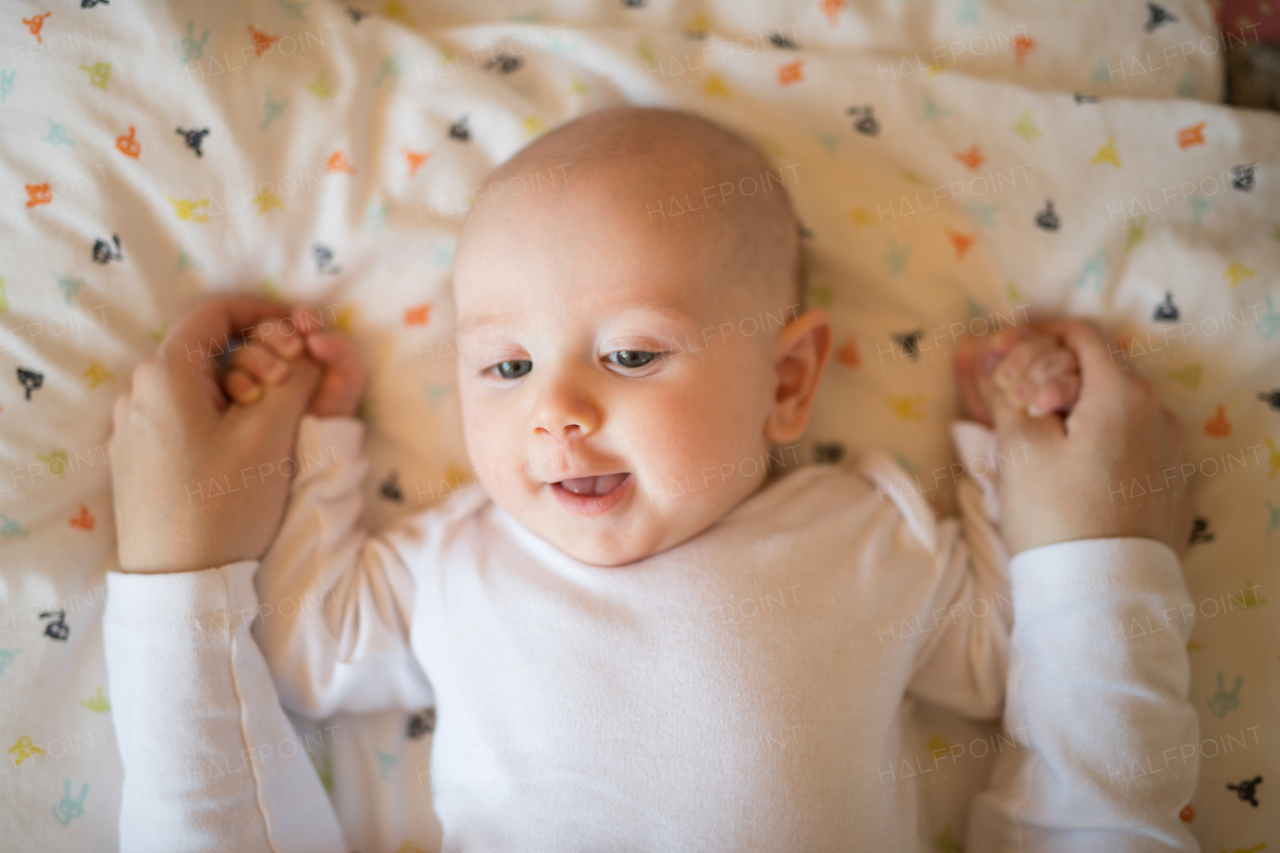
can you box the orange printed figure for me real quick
[777,60,804,86]
[1204,405,1231,438]
[836,336,860,368]
[1178,804,1193,822]
[1176,121,1206,149]
[25,183,52,208]
[22,12,51,43]
[953,144,986,171]
[947,229,977,261]
[69,505,95,531]
[404,303,432,326]
[403,148,431,177]
[820,0,846,26]
[115,125,141,159]
[326,151,356,174]
[246,25,280,57]
[1012,35,1036,67]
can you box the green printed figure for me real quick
[173,21,210,63]
[42,119,75,147]
[1206,672,1242,719]
[52,780,89,827]
[0,515,29,538]
[277,0,310,21]
[965,202,997,227]
[0,276,8,312]
[78,62,112,90]
[922,93,951,121]
[935,824,964,852]
[1092,56,1112,84]
[1014,109,1040,142]
[1076,248,1107,292]
[310,753,334,792]
[0,68,15,104]
[261,91,287,129]
[883,240,911,277]
[956,0,979,26]
[54,271,84,304]
[1189,194,1217,225]
[1267,500,1279,533]
[374,749,400,782]
[373,51,405,91]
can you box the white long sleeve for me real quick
[102,564,346,853]
[966,538,1200,852]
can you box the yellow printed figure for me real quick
[568,77,589,95]
[1007,281,1025,302]
[848,208,873,227]
[0,276,8,312]
[167,196,210,222]
[1126,215,1146,250]
[703,72,730,99]
[84,360,115,388]
[682,13,709,37]
[307,73,335,97]
[253,187,284,214]
[1223,261,1255,289]
[80,685,111,713]
[522,116,548,139]
[1168,363,1201,390]
[1014,110,1041,142]
[1266,438,1280,479]
[1090,136,1121,168]
[78,62,112,89]
[888,395,927,420]
[9,735,43,765]
[36,450,69,477]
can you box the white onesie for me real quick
[103,416,1201,852]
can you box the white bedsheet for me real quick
[0,1,1274,850]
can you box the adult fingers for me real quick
[225,341,291,386]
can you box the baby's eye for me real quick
[607,350,656,369]
[490,359,532,379]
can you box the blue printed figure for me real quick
[1256,295,1280,341]
[365,201,388,234]
[0,68,15,104]
[173,21,210,63]
[883,240,911,277]
[922,93,951,121]
[1189,193,1217,225]
[52,780,89,827]
[261,91,287,130]
[0,647,21,677]
[1206,672,1242,719]
[965,201,997,227]
[374,51,405,91]
[1092,57,1112,84]
[43,119,76,148]
[0,514,29,538]
[433,242,454,266]
[424,384,448,412]
[965,297,988,321]
[956,0,980,26]
[374,749,400,782]
[54,272,85,304]
[1076,248,1107,292]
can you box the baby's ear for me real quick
[764,310,832,444]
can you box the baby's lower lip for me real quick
[550,473,632,515]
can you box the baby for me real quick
[105,108,1197,851]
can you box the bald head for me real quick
[458,107,801,310]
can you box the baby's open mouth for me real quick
[550,473,633,515]
[556,474,629,496]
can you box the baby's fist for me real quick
[289,307,366,418]
[957,327,1080,427]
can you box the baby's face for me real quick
[453,166,793,566]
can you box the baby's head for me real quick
[452,107,832,566]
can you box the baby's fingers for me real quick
[256,315,305,360]
[224,369,264,406]
[1027,373,1080,418]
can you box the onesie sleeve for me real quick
[965,539,1199,852]
[249,414,441,718]
[103,563,347,853]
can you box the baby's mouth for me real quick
[556,473,629,496]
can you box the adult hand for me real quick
[109,297,323,572]
[976,319,1193,557]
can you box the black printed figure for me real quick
[813,443,845,464]
[797,220,814,239]
[175,127,211,158]
[1144,2,1176,32]
[1189,517,1214,545]
[1227,776,1262,807]
[1259,388,1280,411]
[768,32,798,49]
[1230,163,1257,192]
[92,234,123,264]
[449,115,470,142]
[623,0,646,7]
[407,708,436,740]
[17,367,43,400]
[484,54,522,74]
[380,472,404,503]
[313,244,341,275]
[40,610,69,642]
[1153,292,1179,322]
[1034,200,1060,231]
[846,106,879,136]
[345,6,369,23]
[1073,92,1100,104]
[895,331,923,359]
[80,0,109,6]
